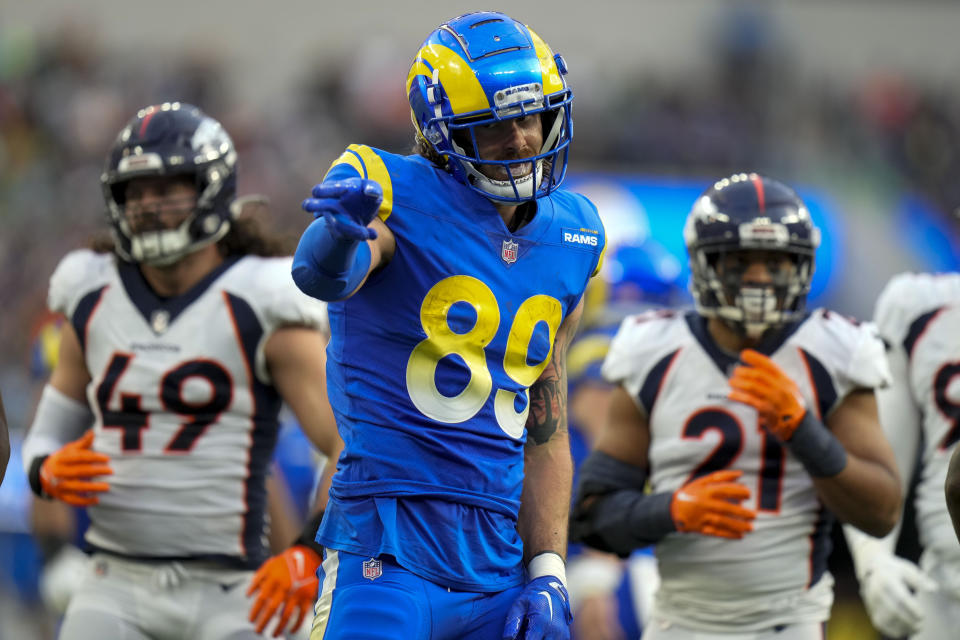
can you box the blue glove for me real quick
[301,178,383,241]
[502,576,572,640]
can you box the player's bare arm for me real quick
[368,217,396,272]
[518,299,583,566]
[946,445,960,543]
[815,389,900,536]
[264,325,342,471]
[49,322,92,403]
[593,385,651,470]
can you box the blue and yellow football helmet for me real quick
[406,12,573,203]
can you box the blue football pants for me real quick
[310,550,523,640]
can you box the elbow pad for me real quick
[570,451,675,556]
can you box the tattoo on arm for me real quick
[526,312,581,446]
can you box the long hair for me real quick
[412,133,449,170]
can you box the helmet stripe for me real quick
[408,44,489,114]
[527,29,565,95]
[751,174,766,213]
[138,108,159,137]
[324,144,394,222]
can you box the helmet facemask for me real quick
[692,246,815,339]
[430,90,570,203]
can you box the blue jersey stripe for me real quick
[71,285,108,353]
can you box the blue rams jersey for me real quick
[316,145,605,591]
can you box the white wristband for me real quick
[527,551,567,590]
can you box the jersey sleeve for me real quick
[48,249,113,317]
[872,273,953,499]
[602,311,683,414]
[841,321,891,392]
[576,193,607,278]
[323,144,395,223]
[245,257,329,384]
[255,257,329,332]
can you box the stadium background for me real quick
[2,0,960,637]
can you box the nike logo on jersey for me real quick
[219,579,244,592]
[561,227,599,246]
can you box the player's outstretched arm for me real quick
[0,390,9,486]
[292,177,395,301]
[729,349,900,536]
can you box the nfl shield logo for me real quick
[362,558,382,580]
[501,239,519,264]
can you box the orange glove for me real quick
[40,431,112,506]
[670,470,756,539]
[247,545,321,637]
[728,349,808,441]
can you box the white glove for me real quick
[858,551,938,638]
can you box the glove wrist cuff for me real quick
[785,411,848,477]
[527,551,567,590]
[29,455,50,498]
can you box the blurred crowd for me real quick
[3,6,960,638]
[3,9,960,374]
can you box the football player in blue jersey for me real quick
[291,11,605,640]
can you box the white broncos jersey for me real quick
[48,250,327,567]
[874,273,960,571]
[602,309,889,631]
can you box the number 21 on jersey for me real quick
[405,276,562,439]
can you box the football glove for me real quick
[40,431,112,506]
[853,542,937,638]
[503,575,573,640]
[301,178,382,241]
[247,545,322,637]
[728,349,807,441]
[670,470,756,539]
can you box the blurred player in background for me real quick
[21,102,338,640]
[843,262,960,639]
[572,173,901,639]
[567,239,686,640]
[291,11,604,639]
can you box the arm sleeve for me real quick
[22,385,95,496]
[570,451,675,556]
